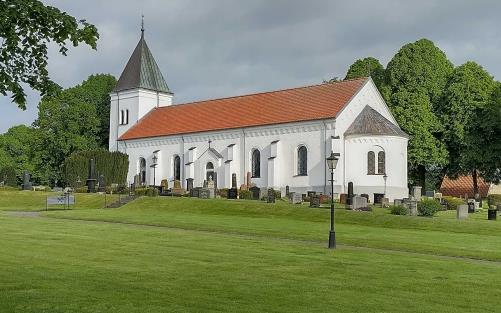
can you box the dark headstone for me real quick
[249,186,260,200]
[488,208,497,220]
[190,187,201,198]
[86,158,97,193]
[285,185,290,197]
[231,173,237,189]
[347,182,354,205]
[186,178,194,192]
[22,171,32,191]
[307,191,316,199]
[374,193,384,204]
[310,195,321,208]
[267,188,275,203]
[199,188,210,199]
[228,188,238,199]
[97,174,105,193]
[339,193,347,204]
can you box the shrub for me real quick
[390,205,409,215]
[219,188,229,198]
[135,187,158,197]
[274,190,282,199]
[418,199,441,217]
[239,190,252,200]
[0,166,17,187]
[443,196,465,211]
[487,194,501,206]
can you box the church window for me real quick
[125,109,129,124]
[367,151,375,175]
[139,157,146,185]
[173,155,181,180]
[120,110,124,125]
[251,149,260,178]
[378,151,386,174]
[297,146,307,176]
[206,162,214,181]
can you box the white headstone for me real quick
[353,196,368,210]
[457,204,468,220]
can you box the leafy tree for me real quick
[385,39,453,189]
[0,146,14,171]
[0,0,99,109]
[438,62,495,194]
[0,125,40,180]
[344,57,385,89]
[464,83,501,186]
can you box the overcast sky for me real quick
[1,0,500,133]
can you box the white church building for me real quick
[109,31,409,201]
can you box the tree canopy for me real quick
[0,0,99,109]
[344,57,385,89]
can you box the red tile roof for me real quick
[119,78,368,140]
[440,175,490,198]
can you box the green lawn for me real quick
[0,190,119,211]
[1,194,501,312]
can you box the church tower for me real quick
[109,21,173,151]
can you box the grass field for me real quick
[1,193,501,312]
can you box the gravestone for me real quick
[199,188,210,199]
[246,172,251,186]
[259,188,268,200]
[339,193,347,204]
[488,208,497,221]
[231,173,237,189]
[267,188,275,203]
[174,180,181,189]
[425,190,435,198]
[434,192,443,203]
[361,194,369,202]
[285,185,290,197]
[408,200,418,216]
[86,158,97,193]
[374,193,384,204]
[290,192,302,204]
[381,197,389,207]
[467,199,476,213]
[353,196,368,211]
[186,178,193,192]
[411,186,422,201]
[190,187,201,198]
[249,186,260,200]
[310,195,321,208]
[228,188,238,199]
[97,174,105,193]
[22,171,32,191]
[307,191,316,199]
[457,204,468,220]
[347,182,354,205]
[394,199,403,206]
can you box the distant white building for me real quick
[109,30,409,201]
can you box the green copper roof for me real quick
[114,33,170,93]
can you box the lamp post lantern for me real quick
[326,152,340,249]
[383,173,388,197]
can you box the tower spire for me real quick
[141,14,145,38]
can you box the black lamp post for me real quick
[151,154,158,187]
[326,152,339,249]
[383,173,388,197]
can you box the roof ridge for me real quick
[158,77,369,110]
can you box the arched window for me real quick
[173,155,181,180]
[297,146,307,176]
[367,151,375,175]
[251,149,260,178]
[139,157,146,185]
[120,110,124,125]
[206,162,214,181]
[378,151,385,174]
[125,109,129,124]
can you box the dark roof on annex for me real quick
[344,105,408,138]
[113,31,170,93]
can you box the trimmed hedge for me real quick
[418,199,441,217]
[239,190,252,200]
[63,149,129,187]
[443,196,465,211]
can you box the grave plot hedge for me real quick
[417,199,441,217]
[390,205,409,216]
[63,149,129,187]
[443,196,465,211]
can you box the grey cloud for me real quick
[1,0,501,132]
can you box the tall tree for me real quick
[464,82,501,187]
[344,57,385,89]
[385,39,454,189]
[0,125,40,180]
[438,62,495,194]
[33,74,115,184]
[0,0,99,109]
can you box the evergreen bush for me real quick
[418,199,441,217]
[390,205,409,215]
[443,196,465,211]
